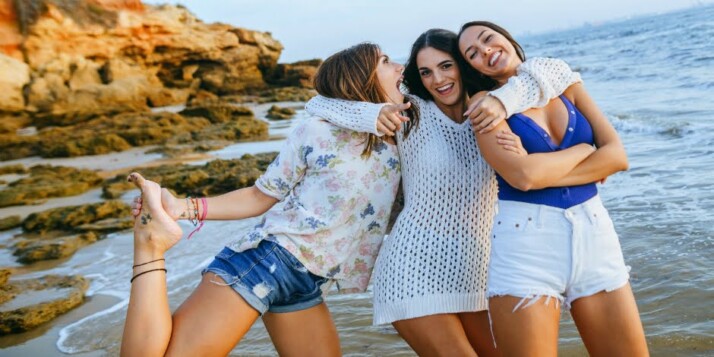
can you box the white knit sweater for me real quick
[306,57,579,324]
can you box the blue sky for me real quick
[146,0,712,62]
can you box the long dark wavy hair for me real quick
[455,21,527,93]
[402,29,483,136]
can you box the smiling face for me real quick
[416,46,463,108]
[458,25,523,84]
[375,51,405,104]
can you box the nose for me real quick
[396,62,404,72]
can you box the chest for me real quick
[511,97,594,153]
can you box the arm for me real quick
[305,95,411,136]
[146,123,309,221]
[477,120,595,191]
[468,57,582,132]
[550,83,629,186]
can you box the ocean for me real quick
[0,4,712,356]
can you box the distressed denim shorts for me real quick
[202,240,328,314]
[487,195,631,309]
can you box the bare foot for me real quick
[127,173,183,256]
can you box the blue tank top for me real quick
[496,95,598,209]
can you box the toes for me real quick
[127,172,147,190]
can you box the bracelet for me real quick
[187,197,208,240]
[130,268,167,283]
[132,258,165,268]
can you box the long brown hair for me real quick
[456,21,526,93]
[313,43,417,155]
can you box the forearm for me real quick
[551,145,629,186]
[509,144,595,190]
[178,186,278,221]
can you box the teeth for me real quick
[437,84,453,92]
[489,51,501,66]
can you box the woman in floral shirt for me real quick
[121,43,410,356]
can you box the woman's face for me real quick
[376,51,405,104]
[458,25,522,83]
[416,47,463,107]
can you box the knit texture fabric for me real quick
[304,56,578,324]
[490,57,582,117]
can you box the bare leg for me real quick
[392,313,478,357]
[489,296,561,357]
[459,311,499,357]
[121,173,260,356]
[121,172,183,357]
[263,303,341,357]
[570,284,649,357]
[164,273,260,356]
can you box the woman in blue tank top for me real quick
[457,22,649,356]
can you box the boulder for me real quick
[0,216,21,231]
[13,232,100,263]
[0,165,103,207]
[0,274,88,335]
[266,105,296,120]
[21,200,130,233]
[0,54,30,112]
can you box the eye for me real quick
[383,56,390,64]
[419,69,431,77]
[442,63,453,70]
[486,34,493,43]
[468,51,476,60]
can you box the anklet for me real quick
[131,268,167,283]
[132,258,165,268]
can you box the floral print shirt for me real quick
[227,117,401,293]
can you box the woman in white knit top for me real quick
[306,29,579,356]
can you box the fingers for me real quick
[464,98,483,118]
[376,122,395,136]
[478,117,502,134]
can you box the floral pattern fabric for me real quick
[227,117,401,293]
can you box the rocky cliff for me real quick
[0,0,301,121]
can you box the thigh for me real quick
[489,296,560,357]
[262,302,340,357]
[570,283,648,357]
[392,313,477,357]
[458,311,499,357]
[165,273,260,357]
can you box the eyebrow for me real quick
[464,29,488,56]
[418,59,453,72]
[379,55,388,61]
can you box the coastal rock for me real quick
[0,274,88,335]
[265,59,321,89]
[266,105,296,120]
[0,54,30,112]
[13,232,100,264]
[0,165,102,207]
[102,153,277,199]
[2,0,284,122]
[0,113,31,134]
[0,269,10,286]
[0,216,21,231]
[21,200,130,234]
[179,103,254,124]
[0,164,27,175]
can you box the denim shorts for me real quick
[487,195,630,309]
[202,240,328,314]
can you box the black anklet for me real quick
[131,268,167,283]
[132,258,165,268]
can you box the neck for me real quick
[434,97,467,123]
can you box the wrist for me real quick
[133,247,165,266]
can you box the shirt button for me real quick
[568,127,574,132]
[570,110,575,114]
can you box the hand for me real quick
[496,130,527,156]
[376,102,411,136]
[131,187,183,221]
[465,91,507,134]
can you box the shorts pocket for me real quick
[492,213,533,238]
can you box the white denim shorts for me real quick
[487,195,630,309]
